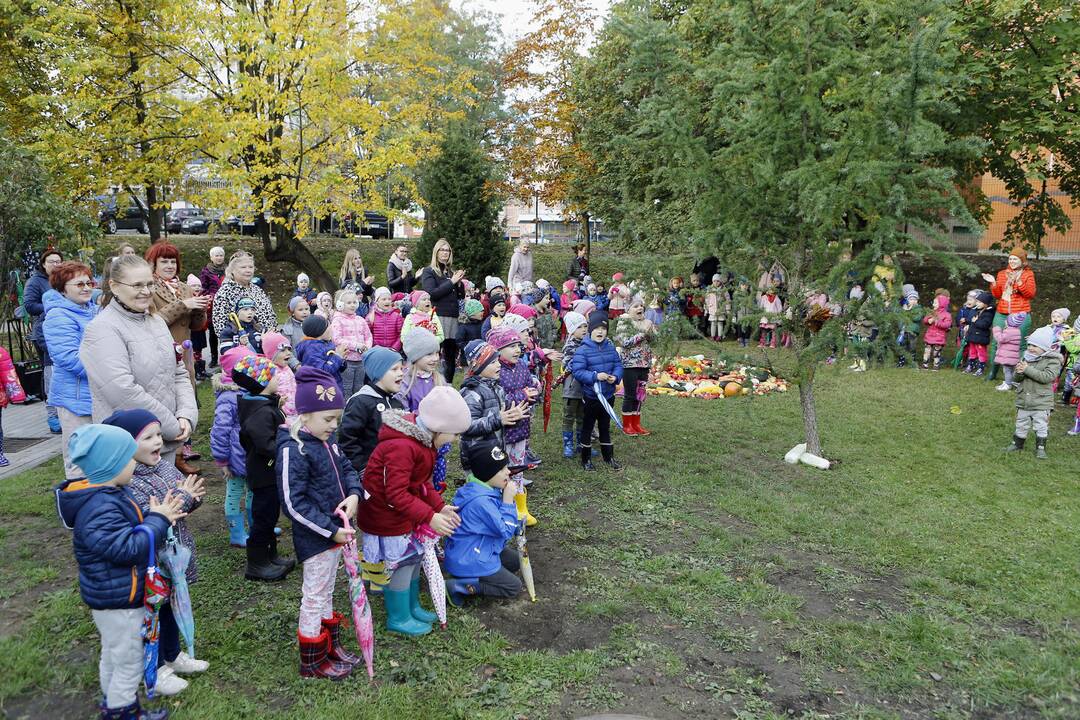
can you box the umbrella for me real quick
[541,362,554,433]
[593,382,624,431]
[159,529,195,657]
[134,525,170,699]
[515,492,536,602]
[334,509,375,678]
[412,524,447,629]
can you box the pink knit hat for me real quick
[417,386,470,434]
[220,345,256,380]
[508,303,537,319]
[262,332,291,362]
[409,289,429,306]
[487,327,522,350]
[572,299,596,317]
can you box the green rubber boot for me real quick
[409,575,439,624]
[383,588,432,636]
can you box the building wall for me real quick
[979,173,1080,255]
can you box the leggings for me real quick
[582,397,612,448]
[387,557,420,590]
[298,546,341,636]
[440,339,459,384]
[561,397,584,433]
[710,318,725,338]
[158,602,180,667]
[965,343,988,362]
[622,367,648,414]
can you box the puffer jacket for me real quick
[1014,350,1063,411]
[22,270,51,343]
[444,480,520,580]
[992,325,1021,366]
[338,384,404,479]
[368,307,404,351]
[922,295,954,346]
[357,410,443,537]
[278,426,362,563]
[571,336,624,400]
[966,307,996,346]
[210,374,246,477]
[56,480,170,610]
[331,312,373,362]
[42,290,99,416]
[279,317,305,352]
[295,338,344,380]
[459,375,507,472]
[128,460,203,584]
[238,393,285,490]
[276,363,297,419]
[561,336,585,400]
[456,318,483,347]
[80,301,198,455]
[211,279,275,338]
[499,357,539,444]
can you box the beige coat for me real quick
[149,277,206,344]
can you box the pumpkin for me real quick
[723,382,742,397]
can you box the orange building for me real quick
[976,173,1080,256]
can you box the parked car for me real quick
[166,208,203,234]
[179,211,224,235]
[99,203,150,234]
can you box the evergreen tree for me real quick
[417,122,507,282]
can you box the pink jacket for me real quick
[368,307,404,351]
[992,325,1021,366]
[276,363,297,420]
[331,312,373,362]
[922,296,954,346]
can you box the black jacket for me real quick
[966,307,996,346]
[567,255,588,282]
[459,375,506,471]
[338,383,404,479]
[456,318,483,346]
[421,265,464,318]
[237,393,285,490]
[387,262,415,295]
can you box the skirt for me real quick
[361,532,423,570]
[438,315,459,342]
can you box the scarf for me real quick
[388,254,412,275]
[206,262,225,277]
[1023,348,1042,363]
[1002,268,1023,305]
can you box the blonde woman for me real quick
[419,239,466,382]
[211,251,276,337]
[338,248,374,310]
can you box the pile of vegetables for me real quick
[647,355,788,399]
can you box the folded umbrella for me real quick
[134,525,170,699]
[412,524,447,629]
[159,529,195,658]
[542,362,553,432]
[594,382,623,431]
[514,489,536,602]
[334,509,375,679]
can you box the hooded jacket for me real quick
[42,290,99,416]
[210,374,246,477]
[295,337,345,380]
[966,306,996,346]
[128,460,203,584]
[560,336,585,400]
[991,325,1022,366]
[922,295,954,346]
[459,375,507,472]
[330,311,373,362]
[338,384,404,479]
[237,393,285,490]
[443,480,520,579]
[570,336,624,400]
[1014,350,1064,411]
[56,480,170,610]
[368,307,404,351]
[499,356,538,444]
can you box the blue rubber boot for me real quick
[409,575,439,623]
[225,477,248,547]
[562,431,574,458]
[47,413,61,434]
[447,578,479,607]
[384,589,432,636]
[226,515,247,547]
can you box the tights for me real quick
[622,368,648,414]
[581,397,612,448]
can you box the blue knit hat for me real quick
[363,346,402,384]
[68,425,137,485]
[102,409,161,440]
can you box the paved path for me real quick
[0,401,62,480]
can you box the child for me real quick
[293,273,317,309]
[705,274,728,341]
[482,276,506,314]
[210,346,256,547]
[368,287,404,352]
[57,424,185,720]
[585,282,609,313]
[559,311,589,458]
[481,289,508,338]
[607,273,630,319]
[295,315,346,384]
[758,287,783,348]
[103,409,209,696]
[444,438,523,605]
[614,298,656,435]
[358,387,471,636]
[570,313,624,470]
[339,346,405,480]
[665,276,686,317]
[263,332,297,419]
[963,291,996,375]
[280,296,311,363]
[314,291,335,323]
[400,290,444,342]
[486,326,540,523]
[955,289,979,349]
[234,354,296,582]
[529,291,560,350]
[456,298,486,364]
[921,289,953,370]
[397,328,443,413]
[560,280,578,318]
[685,273,707,335]
[992,313,1026,390]
[330,288,373,400]
[0,345,27,467]
[278,367,363,679]
[897,285,924,367]
[1004,326,1063,459]
[1050,308,1071,346]
[732,278,755,347]
[220,297,263,354]
[1061,318,1080,406]
[460,340,526,479]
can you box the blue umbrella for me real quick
[134,525,170,699]
[593,382,623,431]
[160,529,195,657]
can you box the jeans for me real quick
[582,397,612,447]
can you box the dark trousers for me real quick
[248,484,280,547]
[441,339,459,383]
[622,367,648,413]
[157,602,180,666]
[582,397,612,446]
[478,547,523,598]
[208,325,219,365]
[561,397,584,433]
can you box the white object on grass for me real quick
[784,443,806,464]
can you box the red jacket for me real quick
[990,267,1036,315]
[357,410,443,536]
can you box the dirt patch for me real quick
[2,690,95,720]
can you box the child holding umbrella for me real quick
[570,313,624,470]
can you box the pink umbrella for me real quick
[412,524,447,629]
[334,510,375,678]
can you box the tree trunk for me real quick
[583,211,591,262]
[146,184,161,242]
[798,365,823,457]
[259,211,337,292]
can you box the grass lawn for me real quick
[0,340,1077,719]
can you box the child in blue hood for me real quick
[444,438,523,606]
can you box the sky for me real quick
[463,0,612,44]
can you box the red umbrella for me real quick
[542,362,553,433]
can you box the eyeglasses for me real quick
[114,281,155,292]
[66,281,96,289]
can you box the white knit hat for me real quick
[563,311,587,336]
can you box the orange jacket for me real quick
[990,268,1036,315]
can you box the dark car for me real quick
[166,208,203,234]
[179,211,224,235]
[99,203,150,234]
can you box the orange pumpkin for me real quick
[723,382,742,397]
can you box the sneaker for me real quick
[0,453,9,468]
[154,666,189,696]
[166,651,209,674]
[995,382,1011,392]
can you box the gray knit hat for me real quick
[402,327,440,363]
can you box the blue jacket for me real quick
[444,480,520,579]
[277,426,362,563]
[295,338,344,380]
[42,290,99,415]
[210,376,246,477]
[56,479,171,610]
[585,292,609,312]
[23,271,51,343]
[570,336,624,400]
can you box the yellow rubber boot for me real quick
[515,489,538,527]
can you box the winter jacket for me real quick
[400,310,444,343]
[81,301,198,455]
[0,348,26,407]
[149,277,207,344]
[758,293,783,326]
[990,268,1036,315]
[128,460,203,584]
[955,305,977,337]
[276,363,297,419]
[507,250,534,290]
[331,312,373,362]
[585,292,609,312]
[570,337,624,401]
[338,383,403,479]
[561,336,585,400]
[237,393,285,490]
[210,374,246,477]
[534,312,559,350]
[396,371,436,413]
[608,283,631,313]
[480,314,504,339]
[219,318,263,354]
[211,280,275,338]
[420,265,465,319]
[567,255,588,282]
[614,316,655,369]
[22,270,51,343]
[295,338,344,380]
[56,480,170,610]
[1014,350,1063,411]
[966,307,996,346]
[499,357,539,444]
[705,287,728,320]
[368,307,404,351]
[459,375,507,472]
[357,410,444,536]
[42,290,99,416]
[443,480,520,579]
[456,318,483,347]
[199,264,225,297]
[922,296,953,346]
[293,287,318,308]
[992,325,1022,366]
[278,426,362,563]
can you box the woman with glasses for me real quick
[212,251,276,340]
[42,262,99,479]
[80,255,199,467]
[22,248,64,434]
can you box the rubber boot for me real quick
[268,537,296,572]
[226,515,247,548]
[447,577,479,607]
[635,413,651,436]
[1063,388,1073,406]
[321,612,362,666]
[600,443,621,470]
[408,575,439,624]
[1004,435,1025,453]
[383,588,432,636]
[174,455,200,475]
[622,414,639,435]
[245,543,289,581]
[180,442,200,462]
[562,431,575,458]
[514,490,538,527]
[1035,437,1048,459]
[580,443,595,471]
[576,431,597,457]
[101,701,169,719]
[0,435,8,468]
[298,628,352,680]
[361,560,388,595]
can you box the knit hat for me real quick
[465,438,509,483]
[363,346,401,384]
[976,290,994,307]
[302,314,329,339]
[232,354,278,395]
[464,340,498,377]
[1009,247,1028,265]
[582,275,593,286]
[901,284,919,305]
[501,313,530,335]
[236,297,255,311]
[487,327,522,351]
[563,311,587,336]
[1006,312,1028,328]
[572,299,596,317]
[102,409,161,441]
[464,298,484,317]
[485,276,505,292]
[1025,325,1055,352]
[417,386,470,434]
[294,366,344,413]
[508,303,537,319]
[536,279,550,290]
[68,424,137,485]
[185,274,201,289]
[316,291,333,308]
[262,332,291,362]
[374,286,391,300]
[403,327,440,363]
[588,311,608,333]
[563,279,577,293]
[409,289,429,307]
[219,345,257,380]
[288,296,307,313]
[612,272,624,282]
[1052,307,1070,322]
[489,289,507,308]
[297,272,310,284]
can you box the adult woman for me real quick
[115,242,138,257]
[508,239,534,290]
[80,255,198,466]
[211,251,276,338]
[198,246,227,370]
[339,248,374,308]
[387,244,415,294]
[146,242,210,351]
[567,243,589,283]
[42,261,99,478]
[420,238,466,382]
[22,249,63,433]
[982,247,1037,376]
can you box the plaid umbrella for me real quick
[160,529,194,657]
[334,510,375,678]
[134,525,170,699]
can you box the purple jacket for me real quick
[199,264,225,297]
[396,371,436,413]
[500,357,539,444]
[210,375,246,476]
